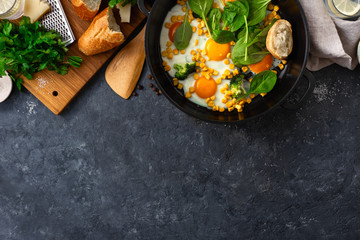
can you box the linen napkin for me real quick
[298,0,360,71]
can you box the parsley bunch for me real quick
[0,17,83,90]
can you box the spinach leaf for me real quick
[249,70,277,94]
[208,8,222,32]
[174,10,193,50]
[188,0,214,37]
[229,14,245,33]
[232,42,268,66]
[213,29,234,44]
[221,11,237,29]
[226,0,249,17]
[247,0,271,26]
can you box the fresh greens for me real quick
[223,0,249,32]
[0,17,82,90]
[212,29,234,44]
[109,0,137,8]
[248,70,277,94]
[232,19,277,66]
[188,0,214,37]
[174,10,193,50]
[174,62,196,80]
[208,8,222,32]
[247,0,272,26]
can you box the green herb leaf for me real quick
[247,0,271,26]
[109,0,137,8]
[212,29,234,44]
[208,8,221,32]
[174,10,193,50]
[249,70,277,94]
[188,0,213,37]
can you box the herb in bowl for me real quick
[0,17,83,90]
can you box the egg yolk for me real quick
[195,77,217,99]
[205,39,231,61]
[248,54,273,74]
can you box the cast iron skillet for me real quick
[138,0,314,123]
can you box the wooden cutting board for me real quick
[21,1,146,115]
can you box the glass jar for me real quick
[0,0,25,20]
[324,0,360,19]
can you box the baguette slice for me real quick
[71,0,101,21]
[78,7,125,56]
[266,19,293,60]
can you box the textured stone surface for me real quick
[0,63,360,240]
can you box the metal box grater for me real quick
[39,0,76,46]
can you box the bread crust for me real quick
[266,19,293,60]
[70,0,101,21]
[78,8,125,56]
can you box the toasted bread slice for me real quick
[78,7,125,56]
[71,0,101,21]
[266,19,293,60]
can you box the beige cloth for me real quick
[298,0,360,71]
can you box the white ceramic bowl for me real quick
[0,73,13,103]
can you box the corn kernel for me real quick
[196,18,202,22]
[246,98,252,104]
[200,20,205,28]
[196,69,200,73]
[250,93,256,99]
[192,56,196,62]
[177,83,183,89]
[272,70,278,74]
[224,59,230,65]
[167,53,173,60]
[268,3,274,10]
[189,87,195,93]
[185,92,192,98]
[161,51,167,57]
[166,48,172,53]
[165,22,171,28]
[212,3,219,8]
[177,15,183,21]
[219,107,225,112]
[228,107,234,112]
[226,101,234,108]
[275,15,281,19]
[274,5,279,12]
[197,29,203,36]
[190,50,196,55]
[164,65,171,71]
[212,106,218,111]
[230,41,236,46]
[195,39,199,46]
[208,101,215,107]
[173,80,178,86]
[213,70,219,76]
[180,50,186,54]
[193,74,199,80]
[200,63,206,68]
[220,88,226,94]
[192,26,196,33]
[171,16,177,23]
[200,57,206,63]
[182,6,187,12]
[224,70,231,76]
[225,90,233,96]
[173,49,179,55]
[167,41,172,47]
[233,69,239,75]
[210,96,216,101]
[278,63,284,70]
[260,93,267,97]
[226,53,231,58]
[216,78,222,85]
[242,66,248,72]
[162,61,168,66]
[282,60,287,65]
[229,64,235,70]
[205,33,210,38]
[221,98,227,103]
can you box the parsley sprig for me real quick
[0,17,83,90]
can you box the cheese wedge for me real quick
[24,0,51,23]
[116,3,131,23]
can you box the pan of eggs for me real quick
[139,0,314,123]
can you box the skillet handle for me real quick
[281,69,315,110]
[138,0,150,16]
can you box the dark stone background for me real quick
[1,63,360,240]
